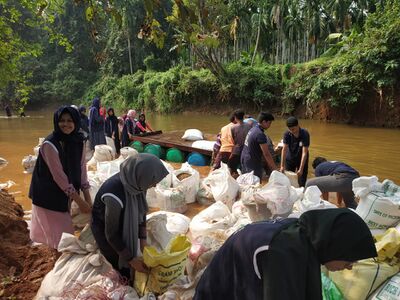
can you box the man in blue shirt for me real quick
[241,112,277,180]
[305,157,360,208]
[280,117,310,187]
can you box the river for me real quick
[0,111,399,210]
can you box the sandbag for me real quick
[236,171,260,186]
[33,137,45,156]
[182,129,203,141]
[189,201,235,239]
[293,186,337,215]
[355,177,400,229]
[94,144,114,161]
[35,229,113,299]
[134,235,191,296]
[254,171,303,216]
[202,163,239,210]
[120,146,139,159]
[155,186,187,214]
[284,170,299,188]
[191,140,215,151]
[196,180,215,205]
[22,155,37,173]
[172,162,200,204]
[147,211,190,235]
[329,258,399,300]
[369,272,400,300]
[105,136,116,158]
[147,213,174,252]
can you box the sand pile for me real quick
[0,190,57,299]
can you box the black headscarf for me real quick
[52,106,84,183]
[138,113,146,128]
[53,106,83,142]
[299,208,377,264]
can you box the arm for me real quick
[146,122,153,132]
[80,149,92,206]
[127,120,135,140]
[260,143,277,172]
[280,144,288,172]
[41,143,90,213]
[297,146,309,176]
[136,121,146,133]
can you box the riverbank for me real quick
[0,189,57,299]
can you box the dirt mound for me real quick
[0,190,57,299]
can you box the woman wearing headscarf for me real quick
[121,109,137,147]
[194,208,377,300]
[91,154,168,279]
[135,113,154,134]
[29,106,92,249]
[89,97,106,150]
[105,108,121,154]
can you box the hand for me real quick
[296,169,303,177]
[280,166,285,173]
[78,200,92,214]
[129,257,149,273]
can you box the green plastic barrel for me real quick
[144,144,163,158]
[130,141,144,153]
[166,148,185,163]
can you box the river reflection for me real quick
[0,111,399,209]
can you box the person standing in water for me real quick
[88,97,106,150]
[280,116,310,187]
[29,106,92,249]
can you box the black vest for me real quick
[29,134,83,212]
[91,173,126,234]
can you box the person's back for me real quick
[231,122,252,155]
[315,161,359,177]
[219,122,235,153]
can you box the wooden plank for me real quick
[131,130,216,156]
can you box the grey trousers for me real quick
[305,173,359,208]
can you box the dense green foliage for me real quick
[0,0,399,121]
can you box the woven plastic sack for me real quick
[134,235,191,296]
[369,272,400,300]
[172,162,200,204]
[355,178,400,229]
[181,129,203,141]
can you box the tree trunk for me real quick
[251,11,262,66]
[127,33,133,74]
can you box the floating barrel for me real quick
[144,144,164,158]
[187,152,208,166]
[130,141,144,153]
[166,148,185,163]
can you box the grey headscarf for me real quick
[119,153,169,268]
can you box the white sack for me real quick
[155,186,187,214]
[355,178,400,229]
[0,157,8,171]
[295,186,337,213]
[147,211,190,235]
[189,201,235,239]
[22,155,37,173]
[35,231,113,299]
[369,272,400,300]
[191,140,215,151]
[105,136,116,158]
[120,146,139,159]
[254,171,303,215]
[196,179,215,205]
[93,144,114,162]
[146,213,174,251]
[182,129,203,141]
[236,171,260,186]
[202,163,239,210]
[284,170,299,188]
[173,162,200,204]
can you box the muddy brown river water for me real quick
[0,111,399,210]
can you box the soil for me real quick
[177,172,192,181]
[0,190,57,300]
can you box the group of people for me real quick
[213,110,360,209]
[28,104,374,299]
[78,97,153,155]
